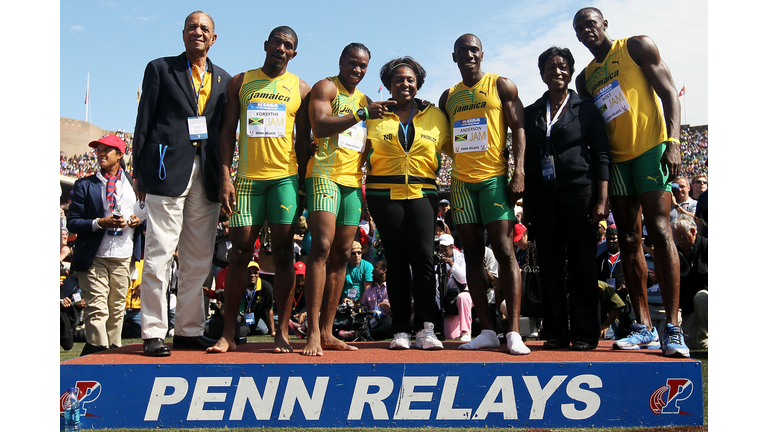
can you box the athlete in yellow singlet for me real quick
[297,43,395,356]
[573,7,688,358]
[210,26,311,354]
[438,34,530,355]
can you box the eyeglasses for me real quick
[351,251,362,255]
[693,180,707,185]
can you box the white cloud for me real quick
[70,25,84,32]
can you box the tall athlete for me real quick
[573,7,688,357]
[298,43,394,356]
[438,34,530,355]
[208,26,311,354]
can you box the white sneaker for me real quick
[460,332,472,342]
[389,332,411,350]
[506,331,531,355]
[458,329,500,350]
[414,322,443,350]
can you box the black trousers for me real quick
[525,185,601,346]
[367,194,438,334]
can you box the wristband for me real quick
[363,107,369,121]
[666,137,680,144]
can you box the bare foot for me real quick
[206,337,235,353]
[273,333,293,353]
[321,334,358,351]
[302,333,323,356]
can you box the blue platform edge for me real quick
[60,360,703,428]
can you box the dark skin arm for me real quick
[218,73,245,215]
[627,35,682,179]
[294,79,312,211]
[308,80,395,138]
[497,77,526,204]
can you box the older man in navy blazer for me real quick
[132,10,232,356]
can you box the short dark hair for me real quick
[537,46,576,76]
[575,6,604,21]
[341,43,371,61]
[379,56,427,92]
[454,33,482,52]
[268,26,298,49]
[184,10,214,32]
[376,259,387,270]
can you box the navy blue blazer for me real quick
[133,52,232,201]
[67,175,142,272]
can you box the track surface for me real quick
[63,340,698,365]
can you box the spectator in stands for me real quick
[672,215,707,349]
[670,176,697,223]
[341,241,373,307]
[690,173,707,200]
[360,259,393,340]
[598,280,626,339]
[596,227,634,340]
[439,234,471,341]
[67,135,145,356]
[122,259,143,339]
[242,262,275,337]
[695,189,708,238]
[288,262,307,338]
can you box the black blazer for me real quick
[133,53,232,201]
[523,90,611,192]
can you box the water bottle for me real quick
[64,387,80,432]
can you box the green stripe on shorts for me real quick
[305,177,362,226]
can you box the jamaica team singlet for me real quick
[237,68,302,180]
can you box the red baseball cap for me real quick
[513,223,528,242]
[294,261,306,276]
[89,134,126,154]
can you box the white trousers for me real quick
[140,156,220,339]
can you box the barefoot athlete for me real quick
[298,43,395,356]
[209,26,311,354]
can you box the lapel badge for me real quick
[218,75,221,83]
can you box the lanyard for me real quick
[293,290,304,309]
[608,252,620,277]
[398,102,416,147]
[186,58,208,116]
[246,289,256,310]
[545,93,570,139]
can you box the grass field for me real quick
[61,336,708,431]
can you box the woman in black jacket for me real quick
[522,47,611,350]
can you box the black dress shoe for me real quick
[80,343,108,356]
[173,335,217,349]
[570,341,597,351]
[143,338,171,357]
[542,340,570,350]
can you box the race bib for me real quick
[593,79,630,124]
[337,120,367,152]
[453,117,488,153]
[247,102,287,138]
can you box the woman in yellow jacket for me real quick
[365,56,451,350]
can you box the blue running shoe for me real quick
[662,323,690,358]
[613,323,661,350]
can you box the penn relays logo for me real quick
[649,378,694,415]
[60,381,102,417]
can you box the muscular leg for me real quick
[207,224,261,353]
[609,195,652,328]
[639,190,680,326]
[318,224,359,352]
[484,219,521,334]
[302,211,336,356]
[269,223,298,353]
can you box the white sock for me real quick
[506,331,531,355]
[458,329,500,350]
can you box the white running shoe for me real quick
[506,331,531,355]
[460,332,472,342]
[458,329,500,350]
[389,332,411,350]
[414,322,443,350]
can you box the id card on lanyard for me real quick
[542,94,570,181]
[187,58,209,140]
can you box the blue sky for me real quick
[60,0,708,133]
